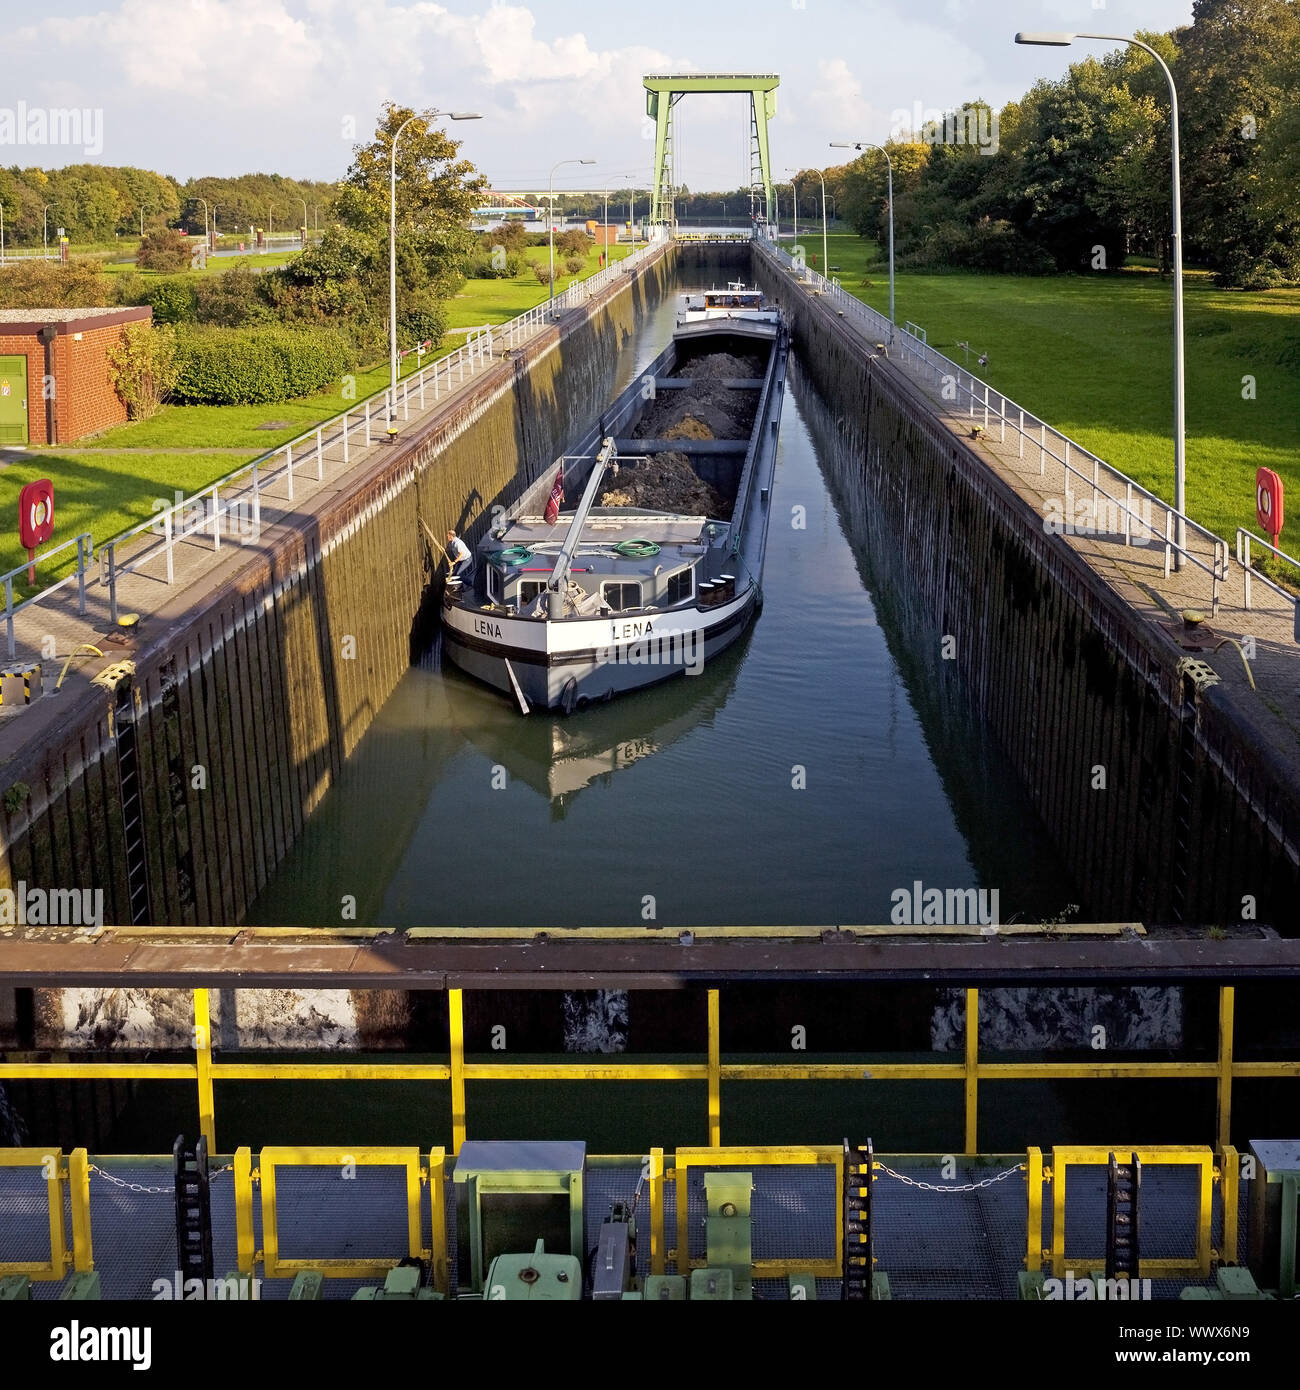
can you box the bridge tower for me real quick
[643,74,779,227]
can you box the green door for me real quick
[0,356,28,445]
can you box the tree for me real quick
[334,103,486,323]
[1178,0,1300,286]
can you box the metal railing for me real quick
[754,240,1233,603]
[1235,528,1300,625]
[10,239,665,644]
[0,976,1287,1164]
[2,533,94,660]
[0,1137,1237,1290]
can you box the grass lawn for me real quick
[1,450,259,595]
[815,232,1300,553]
[96,250,302,278]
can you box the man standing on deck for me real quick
[446,529,473,587]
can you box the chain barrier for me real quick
[874,1161,1026,1194]
[88,1162,233,1195]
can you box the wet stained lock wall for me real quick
[754,256,1300,931]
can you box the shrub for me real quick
[171,326,349,404]
[556,228,591,256]
[110,270,148,306]
[0,259,112,308]
[144,275,198,324]
[482,221,529,252]
[193,263,270,327]
[107,322,178,420]
[398,295,447,350]
[532,261,556,285]
[136,228,193,272]
[464,249,522,280]
[564,255,584,275]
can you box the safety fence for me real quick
[0,976,1292,1166]
[7,236,669,644]
[753,239,1243,613]
[0,1140,1245,1298]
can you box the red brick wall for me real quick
[0,308,151,445]
[0,334,47,444]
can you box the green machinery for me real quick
[643,73,779,227]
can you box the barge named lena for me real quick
[442,289,788,712]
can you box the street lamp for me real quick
[267,202,276,242]
[549,158,595,313]
[299,197,309,246]
[790,167,829,275]
[44,204,51,256]
[211,205,220,247]
[831,141,894,337]
[1016,30,1187,565]
[137,205,146,239]
[389,108,481,428]
[194,196,209,251]
[785,170,799,243]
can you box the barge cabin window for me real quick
[519,580,546,608]
[486,566,501,603]
[602,581,642,612]
[665,568,693,604]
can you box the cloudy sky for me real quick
[2,0,1195,190]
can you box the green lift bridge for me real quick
[643,73,779,227]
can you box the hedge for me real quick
[171,326,350,404]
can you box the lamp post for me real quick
[1016,30,1186,566]
[137,205,145,239]
[549,158,595,314]
[194,196,209,252]
[388,108,481,429]
[44,204,51,256]
[299,197,309,246]
[790,168,829,274]
[786,172,798,243]
[211,204,220,249]
[831,141,893,337]
[267,202,275,243]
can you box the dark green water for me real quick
[249,284,1077,929]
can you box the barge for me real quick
[441,294,788,711]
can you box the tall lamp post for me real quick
[267,203,276,242]
[831,140,894,338]
[44,204,52,256]
[549,157,595,314]
[194,196,209,252]
[211,204,220,248]
[137,205,146,239]
[388,108,481,429]
[1016,31,1186,566]
[788,168,828,272]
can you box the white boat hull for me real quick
[443,585,758,710]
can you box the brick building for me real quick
[0,306,153,446]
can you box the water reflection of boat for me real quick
[440,627,752,817]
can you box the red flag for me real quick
[543,466,564,525]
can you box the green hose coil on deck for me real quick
[488,544,534,567]
[612,539,661,559]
